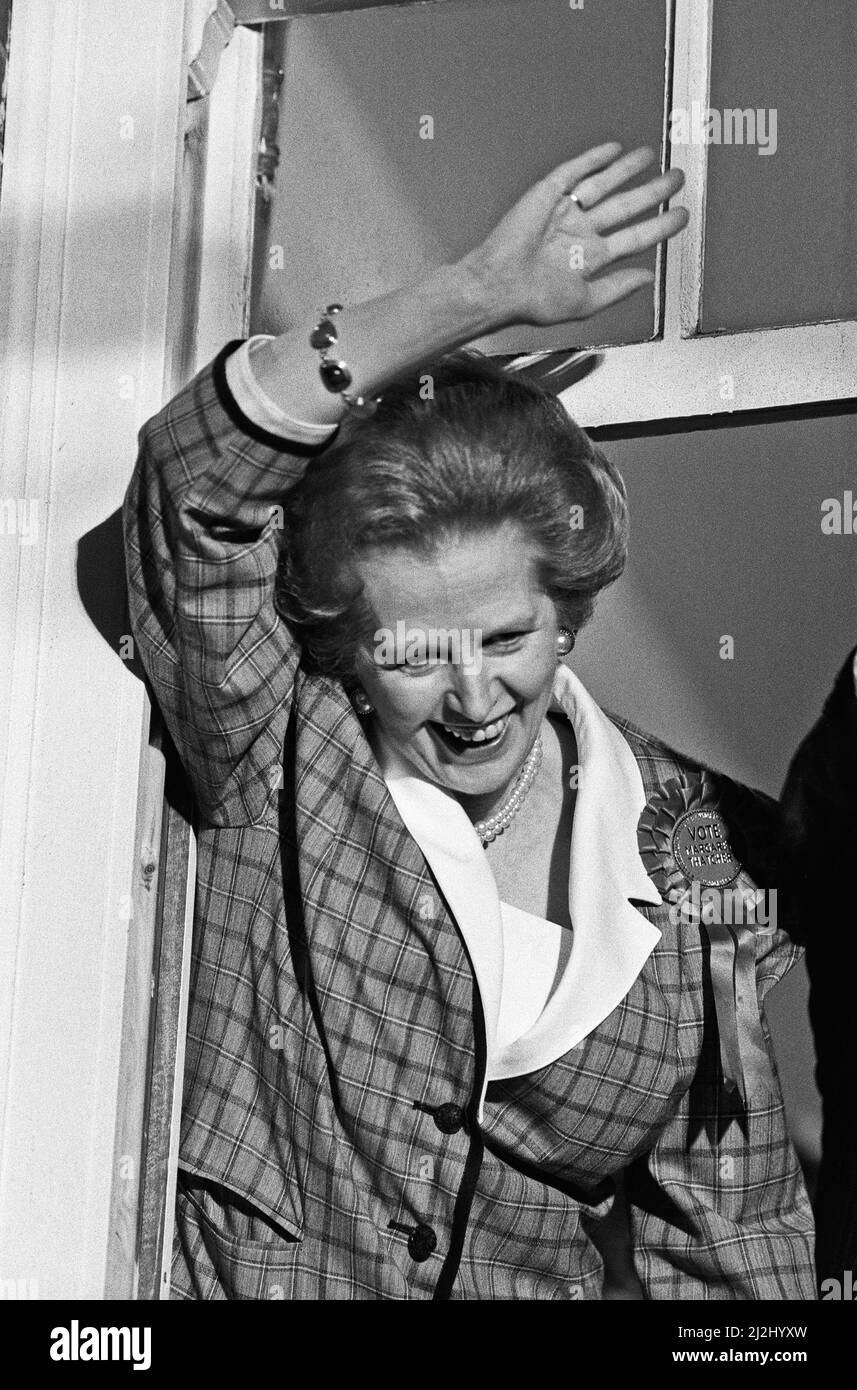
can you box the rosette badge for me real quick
[638,772,743,917]
[638,771,773,1104]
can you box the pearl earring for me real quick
[556,627,577,658]
[353,689,374,716]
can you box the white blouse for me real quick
[494,900,573,1058]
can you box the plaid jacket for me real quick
[123,342,816,1301]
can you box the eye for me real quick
[377,650,446,673]
[483,630,531,652]
[397,652,446,672]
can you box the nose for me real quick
[444,663,501,724]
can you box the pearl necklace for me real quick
[473,736,543,846]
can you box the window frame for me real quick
[232,0,857,426]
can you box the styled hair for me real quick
[274,351,629,682]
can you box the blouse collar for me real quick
[372,664,662,1118]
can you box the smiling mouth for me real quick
[430,711,514,751]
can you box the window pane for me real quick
[250,0,667,353]
[700,0,857,333]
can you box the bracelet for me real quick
[310,303,382,417]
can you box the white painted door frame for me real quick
[0,0,259,1299]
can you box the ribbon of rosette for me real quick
[638,771,777,1103]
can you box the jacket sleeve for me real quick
[122,340,333,826]
[779,646,857,947]
[624,1057,816,1298]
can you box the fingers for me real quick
[603,205,689,261]
[590,167,685,233]
[542,142,624,197]
[569,145,656,209]
[584,267,655,314]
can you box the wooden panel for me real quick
[136,748,195,1301]
[557,320,857,429]
[0,0,11,194]
[196,25,262,361]
[232,0,450,20]
[103,719,168,1298]
[663,0,713,340]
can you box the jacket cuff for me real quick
[224,335,340,446]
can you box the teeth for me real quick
[441,714,509,744]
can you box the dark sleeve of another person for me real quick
[780,647,857,1285]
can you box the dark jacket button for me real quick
[408,1223,437,1263]
[433,1102,465,1134]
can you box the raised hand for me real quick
[250,141,689,423]
[460,142,688,327]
